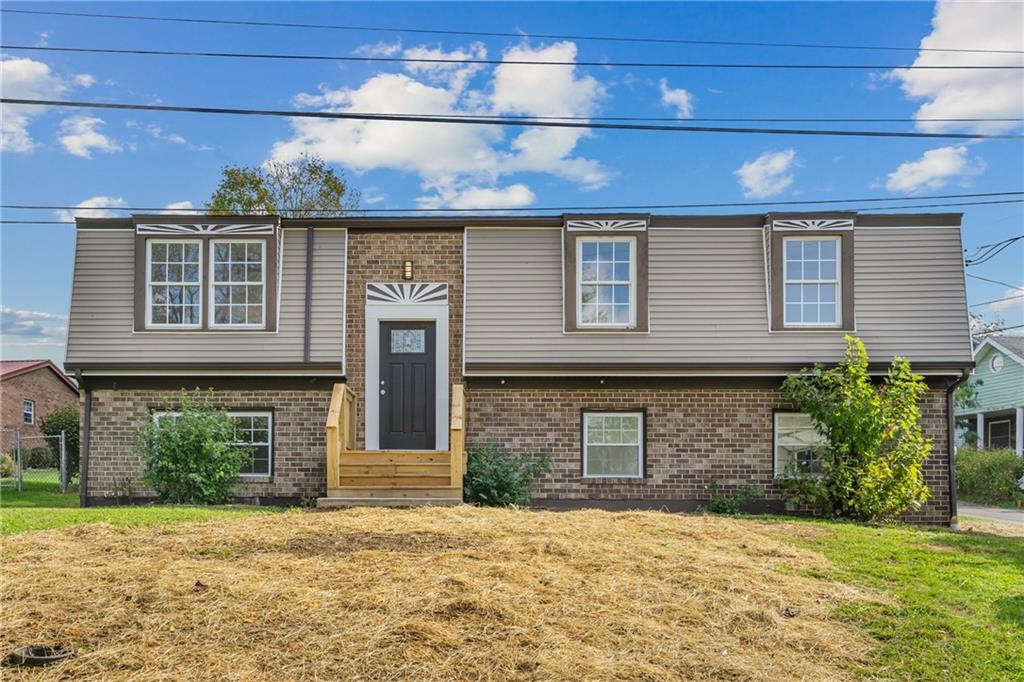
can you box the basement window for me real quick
[153,410,272,477]
[583,411,644,478]
[774,412,827,477]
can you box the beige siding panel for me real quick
[308,230,346,363]
[65,228,344,365]
[464,227,972,365]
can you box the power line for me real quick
[970,293,1024,308]
[5,44,1022,71]
[5,98,1022,140]
[975,324,1024,336]
[967,273,1024,292]
[3,191,1021,215]
[3,7,1021,55]
[964,235,1024,267]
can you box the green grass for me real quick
[0,479,280,535]
[786,519,1024,681]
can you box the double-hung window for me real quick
[774,413,827,477]
[153,410,272,477]
[583,411,644,478]
[231,412,273,476]
[783,237,840,327]
[578,238,635,327]
[211,241,265,327]
[147,241,202,327]
[23,400,35,425]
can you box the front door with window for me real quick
[379,321,436,449]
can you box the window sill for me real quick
[581,476,645,483]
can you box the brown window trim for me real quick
[563,229,649,333]
[769,222,854,332]
[134,232,279,332]
[580,407,648,479]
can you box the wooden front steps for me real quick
[317,384,467,509]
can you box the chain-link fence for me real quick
[1,427,68,493]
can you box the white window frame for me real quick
[576,236,637,329]
[23,399,35,425]
[152,410,273,478]
[209,239,267,329]
[582,411,644,479]
[145,239,203,329]
[988,419,1012,449]
[773,412,827,478]
[782,236,842,328]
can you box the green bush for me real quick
[0,452,14,478]
[699,478,762,515]
[136,390,249,504]
[780,336,933,521]
[38,405,80,476]
[25,446,56,469]
[956,448,1024,506]
[463,443,551,507]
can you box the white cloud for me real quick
[982,289,1024,313]
[162,200,195,212]
[884,145,985,193]
[734,149,798,198]
[658,78,695,118]
[417,183,535,210]
[888,1,1023,133]
[1,57,68,152]
[73,73,96,88]
[55,196,127,223]
[146,124,187,145]
[0,306,68,339]
[58,116,122,158]
[271,40,610,208]
[354,40,403,57]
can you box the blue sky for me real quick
[2,1,1022,365]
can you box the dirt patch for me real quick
[1,507,880,681]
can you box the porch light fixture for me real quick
[403,260,414,280]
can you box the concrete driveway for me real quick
[959,502,1024,526]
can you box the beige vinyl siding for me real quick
[308,230,346,362]
[464,226,972,366]
[65,228,345,366]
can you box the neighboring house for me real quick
[0,360,79,439]
[956,336,1024,455]
[65,212,973,524]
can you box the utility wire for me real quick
[970,293,1024,308]
[965,235,1024,267]
[967,273,1024,292]
[3,198,1022,226]
[5,98,1022,140]
[5,44,1022,70]
[3,191,1022,215]
[975,324,1024,335]
[3,7,1022,55]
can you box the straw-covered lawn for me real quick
[1,507,1021,680]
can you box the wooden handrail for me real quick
[326,383,356,491]
[449,384,466,491]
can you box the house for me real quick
[65,211,973,523]
[956,336,1024,454]
[0,360,79,439]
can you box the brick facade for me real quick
[345,229,464,448]
[464,380,953,525]
[83,386,331,504]
[0,365,78,440]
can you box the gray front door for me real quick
[379,321,436,450]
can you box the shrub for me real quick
[699,478,761,515]
[25,446,56,469]
[956,448,1024,506]
[0,452,14,478]
[136,390,249,504]
[38,405,80,477]
[780,336,933,521]
[463,443,551,507]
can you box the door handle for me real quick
[380,389,386,395]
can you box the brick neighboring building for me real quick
[0,360,79,439]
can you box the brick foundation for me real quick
[83,386,331,504]
[465,380,953,525]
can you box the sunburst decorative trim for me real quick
[565,219,648,232]
[772,218,854,231]
[366,282,449,304]
[136,223,275,235]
